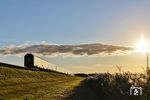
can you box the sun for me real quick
[136,36,149,52]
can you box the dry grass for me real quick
[0,66,83,100]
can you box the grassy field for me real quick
[0,66,83,100]
[2,65,149,100]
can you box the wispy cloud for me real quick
[0,42,134,56]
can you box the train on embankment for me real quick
[0,53,71,75]
[24,53,71,75]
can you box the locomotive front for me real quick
[24,54,34,68]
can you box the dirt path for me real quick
[60,80,99,100]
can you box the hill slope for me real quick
[0,66,83,100]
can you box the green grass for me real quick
[0,66,83,100]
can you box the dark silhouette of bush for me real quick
[84,72,148,100]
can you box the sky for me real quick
[0,0,150,73]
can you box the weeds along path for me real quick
[0,66,83,100]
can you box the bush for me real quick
[85,72,148,100]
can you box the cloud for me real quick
[0,43,134,56]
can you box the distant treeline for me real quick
[74,73,98,77]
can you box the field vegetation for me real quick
[1,65,150,100]
[66,70,150,100]
[0,66,83,100]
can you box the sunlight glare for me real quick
[136,36,149,52]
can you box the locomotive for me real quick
[24,54,68,74]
